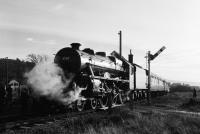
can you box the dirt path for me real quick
[133,105,200,116]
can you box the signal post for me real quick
[147,46,166,104]
[147,51,151,104]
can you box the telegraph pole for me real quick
[5,57,8,89]
[118,31,122,57]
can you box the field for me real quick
[2,91,200,134]
[150,91,200,112]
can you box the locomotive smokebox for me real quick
[54,47,81,75]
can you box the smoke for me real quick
[24,57,83,105]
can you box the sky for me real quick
[0,0,200,85]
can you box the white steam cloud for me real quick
[25,57,83,105]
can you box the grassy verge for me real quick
[3,106,200,134]
[150,91,200,112]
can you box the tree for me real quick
[26,54,49,64]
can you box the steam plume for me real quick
[25,56,83,104]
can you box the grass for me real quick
[3,91,200,134]
[3,106,200,134]
[150,91,200,112]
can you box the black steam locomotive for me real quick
[54,43,169,111]
[0,43,170,117]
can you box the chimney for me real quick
[128,49,133,63]
[70,43,81,50]
[118,31,122,57]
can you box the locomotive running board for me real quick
[91,76,129,83]
[87,63,129,83]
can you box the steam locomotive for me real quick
[54,43,169,111]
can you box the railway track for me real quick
[2,100,197,132]
[0,104,123,132]
[0,110,94,131]
[2,98,185,132]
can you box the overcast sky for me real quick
[0,0,200,84]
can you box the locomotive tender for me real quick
[54,43,169,111]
